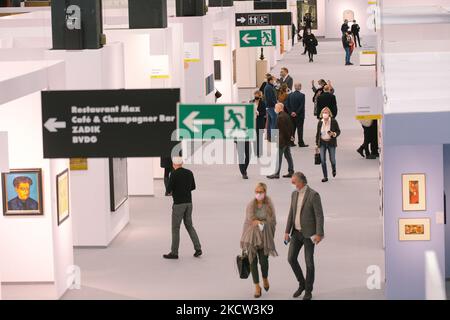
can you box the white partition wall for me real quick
[44,44,130,247]
[0,61,74,299]
[105,26,185,194]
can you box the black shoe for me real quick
[242,174,249,179]
[349,63,354,65]
[332,170,336,178]
[301,52,306,55]
[366,155,377,160]
[322,178,328,183]
[283,172,294,178]
[194,250,202,258]
[373,153,380,158]
[293,286,305,298]
[163,253,178,259]
[303,292,313,300]
[299,144,309,148]
[267,174,280,179]
[356,147,365,158]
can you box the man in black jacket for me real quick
[267,103,295,179]
[279,67,293,91]
[316,85,338,120]
[286,83,308,147]
[163,157,202,260]
[264,76,278,141]
[351,20,361,47]
[341,19,349,35]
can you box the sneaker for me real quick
[194,250,202,258]
[163,253,179,259]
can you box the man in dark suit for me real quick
[279,67,293,91]
[267,103,294,179]
[351,20,361,47]
[286,83,308,148]
[285,172,324,300]
[264,76,278,141]
[316,85,338,120]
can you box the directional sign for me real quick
[177,104,256,141]
[239,29,276,48]
[41,89,180,158]
[235,12,292,27]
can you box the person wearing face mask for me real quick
[251,90,267,158]
[241,182,277,298]
[316,107,341,183]
[267,103,295,179]
[303,29,318,63]
[285,172,324,300]
[264,76,278,142]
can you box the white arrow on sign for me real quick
[237,16,246,24]
[183,111,215,133]
[44,118,67,132]
[242,33,257,44]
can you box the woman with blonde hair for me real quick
[316,107,341,182]
[240,182,277,298]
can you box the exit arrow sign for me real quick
[177,104,256,141]
[239,29,277,48]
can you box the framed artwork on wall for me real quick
[56,169,70,226]
[109,158,128,212]
[398,218,431,241]
[1,168,43,216]
[402,174,426,211]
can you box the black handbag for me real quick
[236,252,250,279]
[315,150,321,165]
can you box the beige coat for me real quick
[240,197,278,263]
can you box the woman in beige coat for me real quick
[241,183,278,298]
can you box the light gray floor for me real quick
[61,41,385,300]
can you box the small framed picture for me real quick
[402,174,426,211]
[56,169,70,226]
[1,168,44,216]
[399,218,431,241]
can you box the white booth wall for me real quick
[0,60,74,299]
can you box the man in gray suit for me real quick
[285,172,324,300]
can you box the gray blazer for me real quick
[285,186,325,237]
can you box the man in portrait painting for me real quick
[7,176,38,210]
[409,181,419,204]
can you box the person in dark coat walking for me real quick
[264,76,278,142]
[303,29,318,63]
[316,85,338,120]
[160,157,173,196]
[252,90,267,158]
[316,108,341,183]
[267,103,295,179]
[341,19,349,35]
[285,83,308,147]
[351,20,361,47]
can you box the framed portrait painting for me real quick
[399,218,431,241]
[402,174,426,211]
[1,168,43,216]
[109,158,128,212]
[56,169,70,226]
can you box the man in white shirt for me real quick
[285,172,325,300]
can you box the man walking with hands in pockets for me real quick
[285,172,324,300]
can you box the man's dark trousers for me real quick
[171,203,201,255]
[288,230,315,292]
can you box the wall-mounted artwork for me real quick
[399,218,430,241]
[56,169,70,226]
[402,174,426,211]
[109,158,128,212]
[297,0,318,30]
[2,168,43,216]
[214,60,222,81]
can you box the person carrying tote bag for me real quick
[316,107,341,183]
[240,183,277,298]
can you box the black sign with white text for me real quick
[41,89,180,158]
[235,12,292,27]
